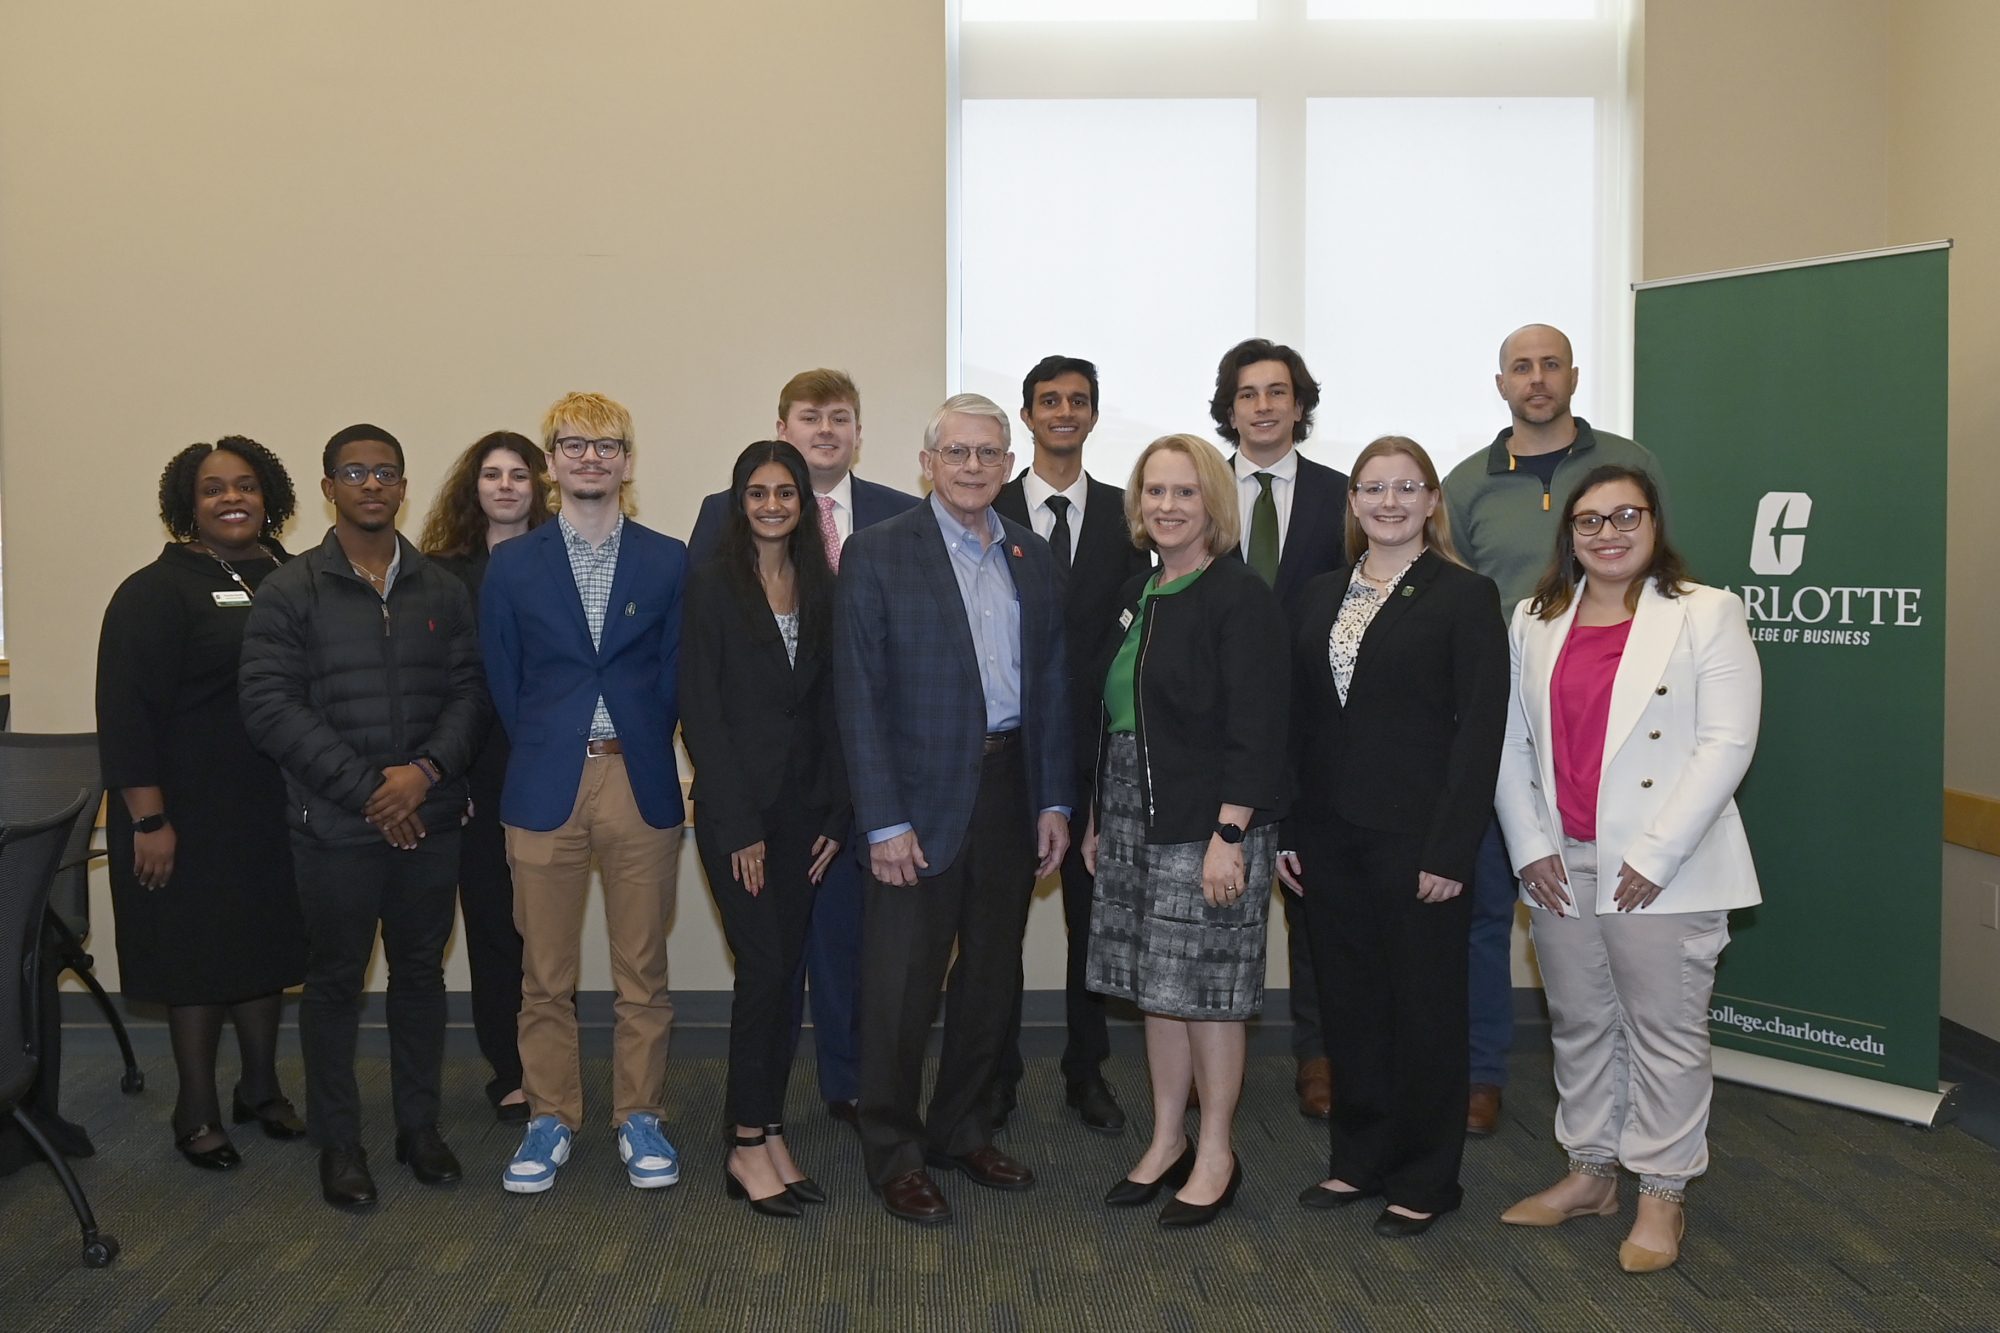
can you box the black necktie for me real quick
[1046,495,1073,572]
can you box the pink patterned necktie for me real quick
[816,493,842,572]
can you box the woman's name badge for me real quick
[212,590,252,607]
[1118,609,1134,631]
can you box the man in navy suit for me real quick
[835,393,1072,1225]
[480,391,690,1197]
[688,369,920,1127]
[1209,337,1349,1120]
[992,354,1150,1136]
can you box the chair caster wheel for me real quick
[120,1070,144,1094]
[82,1235,119,1268]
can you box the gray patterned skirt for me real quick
[1086,734,1275,1021]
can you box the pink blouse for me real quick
[1550,618,1634,842]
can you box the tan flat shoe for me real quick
[1618,1212,1686,1273]
[1500,1192,1618,1227]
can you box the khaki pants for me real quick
[506,755,682,1130]
[1528,841,1729,1189]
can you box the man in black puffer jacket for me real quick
[240,424,488,1212]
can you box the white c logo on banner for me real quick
[1749,491,1813,576]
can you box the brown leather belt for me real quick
[982,730,1020,754]
[586,738,623,757]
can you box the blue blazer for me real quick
[833,499,1071,877]
[480,518,688,831]
[686,472,921,567]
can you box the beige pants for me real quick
[1528,841,1729,1189]
[506,755,682,1130]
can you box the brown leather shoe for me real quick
[877,1169,953,1225]
[1466,1083,1502,1137]
[1296,1058,1333,1120]
[927,1145,1036,1191]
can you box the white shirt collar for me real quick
[817,471,855,513]
[1235,447,1300,484]
[1021,466,1088,516]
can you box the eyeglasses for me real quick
[1570,505,1651,536]
[931,444,1008,468]
[552,436,627,460]
[1353,479,1431,503]
[332,463,403,487]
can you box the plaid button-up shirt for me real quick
[559,512,623,740]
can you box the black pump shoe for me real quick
[1372,1207,1438,1238]
[1158,1155,1243,1228]
[174,1123,242,1172]
[1105,1138,1197,1207]
[765,1124,826,1204]
[1298,1182,1375,1210]
[232,1087,308,1140]
[725,1130,803,1218]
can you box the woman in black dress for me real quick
[96,436,310,1169]
[681,440,846,1219]
[419,430,551,1122]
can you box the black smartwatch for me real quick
[132,812,169,834]
[1213,821,1245,845]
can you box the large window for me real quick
[951,0,1634,489]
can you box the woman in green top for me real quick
[1083,433,1290,1229]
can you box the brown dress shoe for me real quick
[1466,1084,1502,1137]
[878,1169,953,1225]
[1296,1058,1333,1120]
[927,1145,1036,1191]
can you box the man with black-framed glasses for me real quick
[479,391,691,1198]
[1442,322,1668,1139]
[240,423,489,1211]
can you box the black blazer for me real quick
[1287,548,1509,884]
[679,561,850,855]
[995,470,1153,804]
[1090,557,1290,844]
[1223,452,1351,624]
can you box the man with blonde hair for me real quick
[834,393,1070,1224]
[480,391,691,1196]
[687,368,920,1127]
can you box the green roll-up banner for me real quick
[1634,243,1948,1097]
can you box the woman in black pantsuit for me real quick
[96,436,309,1169]
[1279,435,1509,1237]
[682,440,847,1220]
[419,431,551,1122]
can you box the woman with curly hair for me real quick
[96,435,310,1169]
[420,431,550,1120]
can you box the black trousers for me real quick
[458,792,524,1100]
[697,793,819,1128]
[1299,811,1470,1215]
[290,831,460,1150]
[997,806,1111,1094]
[1282,884,1324,1061]
[857,742,1034,1185]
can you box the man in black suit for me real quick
[992,355,1151,1137]
[1208,337,1349,1120]
[688,370,921,1128]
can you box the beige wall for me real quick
[0,1,945,994]
[1644,0,2000,1038]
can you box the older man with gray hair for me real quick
[833,393,1072,1225]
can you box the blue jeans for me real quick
[1467,817,1517,1088]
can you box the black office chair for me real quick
[1,789,119,1267]
[0,733,143,1094]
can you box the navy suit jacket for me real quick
[833,498,1071,877]
[480,518,688,831]
[1224,451,1350,623]
[686,472,921,567]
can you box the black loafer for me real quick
[1066,1077,1128,1135]
[175,1124,242,1172]
[232,1088,308,1140]
[394,1126,462,1185]
[319,1145,377,1209]
[1298,1182,1375,1210]
[1372,1207,1437,1238]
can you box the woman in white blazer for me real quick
[1492,464,1760,1275]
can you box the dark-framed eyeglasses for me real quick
[1571,505,1651,536]
[332,462,404,487]
[552,436,627,460]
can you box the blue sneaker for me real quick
[617,1113,680,1189]
[503,1114,572,1194]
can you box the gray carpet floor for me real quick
[6,1025,2000,1331]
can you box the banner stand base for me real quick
[1716,1049,1960,1129]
